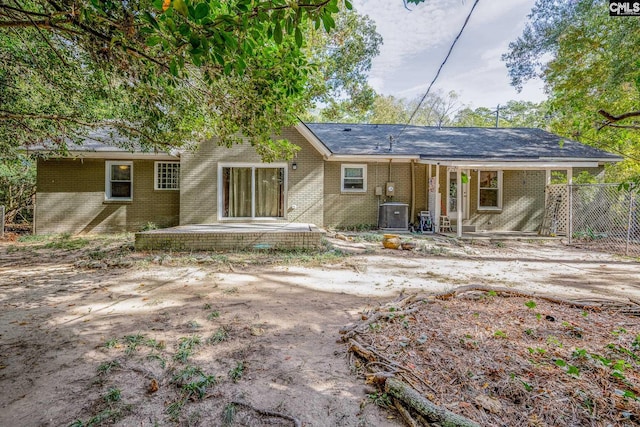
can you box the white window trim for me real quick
[105,160,133,201]
[477,169,503,211]
[217,163,288,221]
[154,161,180,190]
[341,164,367,193]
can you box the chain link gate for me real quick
[567,184,639,257]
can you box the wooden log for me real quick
[393,397,419,427]
[385,378,480,427]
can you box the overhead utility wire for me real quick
[396,0,481,141]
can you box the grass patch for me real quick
[228,361,244,383]
[43,233,90,250]
[174,335,202,363]
[207,327,230,345]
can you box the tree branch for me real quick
[598,109,640,130]
[0,110,172,148]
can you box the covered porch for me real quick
[420,160,596,238]
[135,223,325,251]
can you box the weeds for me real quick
[207,327,230,345]
[123,334,146,355]
[166,399,186,421]
[174,335,202,363]
[207,311,221,320]
[186,320,201,329]
[44,233,90,250]
[104,388,121,403]
[97,360,121,375]
[222,403,236,426]
[228,362,244,383]
[104,338,119,349]
[146,353,166,369]
[367,391,392,408]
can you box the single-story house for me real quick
[33,123,621,242]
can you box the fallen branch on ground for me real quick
[230,400,301,427]
[386,378,481,427]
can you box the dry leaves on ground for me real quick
[345,288,640,426]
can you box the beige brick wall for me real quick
[323,161,427,228]
[180,127,324,226]
[431,167,609,232]
[135,230,324,251]
[467,170,546,231]
[36,158,179,234]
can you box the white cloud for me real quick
[352,0,545,106]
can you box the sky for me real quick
[351,0,547,109]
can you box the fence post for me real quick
[0,205,4,238]
[627,190,634,256]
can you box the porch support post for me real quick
[456,167,463,238]
[567,168,573,184]
[427,164,432,213]
[434,165,440,233]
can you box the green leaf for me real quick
[145,36,163,47]
[524,300,537,309]
[294,27,302,48]
[194,2,209,20]
[554,358,567,368]
[273,22,283,45]
[169,58,179,76]
[567,365,580,376]
[344,0,353,10]
[173,0,188,16]
[322,14,335,32]
[143,12,160,30]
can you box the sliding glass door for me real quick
[221,165,285,219]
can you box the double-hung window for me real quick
[341,164,367,192]
[478,170,502,210]
[105,161,133,201]
[155,162,180,190]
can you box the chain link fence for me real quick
[566,184,639,257]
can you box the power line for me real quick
[396,0,481,140]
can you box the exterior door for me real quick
[447,169,469,219]
[220,164,286,219]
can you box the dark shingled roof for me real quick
[29,127,175,154]
[304,123,621,161]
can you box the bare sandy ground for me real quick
[0,235,638,426]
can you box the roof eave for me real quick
[295,123,332,158]
[59,151,179,160]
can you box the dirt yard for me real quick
[0,233,638,426]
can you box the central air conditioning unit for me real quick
[378,202,409,231]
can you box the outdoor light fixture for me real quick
[292,162,297,170]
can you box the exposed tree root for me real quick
[230,400,301,427]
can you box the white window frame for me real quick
[105,160,133,201]
[154,161,180,190]
[341,164,367,193]
[477,170,503,211]
[217,163,288,220]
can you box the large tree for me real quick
[503,0,640,182]
[0,0,362,161]
[305,9,381,122]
